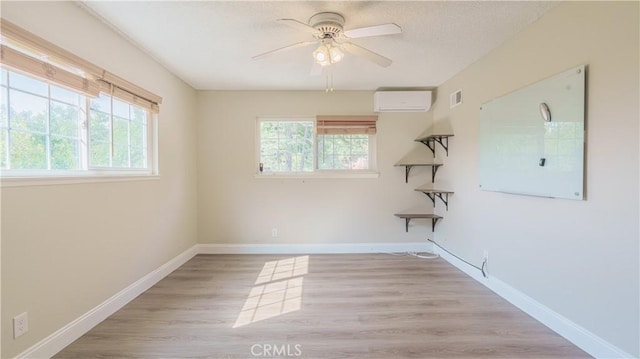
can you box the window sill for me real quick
[254,171,379,180]
[0,173,160,188]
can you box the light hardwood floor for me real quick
[55,254,589,358]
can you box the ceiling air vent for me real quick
[450,89,463,109]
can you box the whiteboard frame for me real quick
[478,65,586,200]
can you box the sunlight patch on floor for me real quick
[233,255,308,328]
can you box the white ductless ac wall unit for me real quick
[373,91,432,112]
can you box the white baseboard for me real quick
[19,241,631,359]
[197,242,432,254]
[433,245,634,359]
[15,245,198,359]
[15,241,430,358]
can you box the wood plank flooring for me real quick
[55,254,590,358]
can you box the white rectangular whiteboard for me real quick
[479,65,586,200]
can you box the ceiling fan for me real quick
[252,12,402,74]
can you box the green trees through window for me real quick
[317,134,369,170]
[0,68,149,173]
[260,120,314,172]
[89,93,147,169]
[258,119,373,173]
[0,70,82,171]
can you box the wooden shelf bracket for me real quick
[396,164,441,183]
[415,189,453,211]
[415,134,453,157]
[394,213,442,232]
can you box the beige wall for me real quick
[0,2,198,358]
[2,1,638,358]
[431,2,639,356]
[196,91,435,246]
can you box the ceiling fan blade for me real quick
[252,41,317,60]
[310,62,323,76]
[277,18,321,35]
[343,23,402,39]
[341,42,392,67]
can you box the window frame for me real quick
[316,133,377,172]
[256,117,316,175]
[87,92,153,172]
[0,68,158,185]
[255,117,379,179]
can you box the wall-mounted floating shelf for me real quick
[394,213,442,232]
[415,133,454,157]
[394,161,442,183]
[414,187,454,211]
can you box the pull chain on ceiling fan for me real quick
[252,12,402,74]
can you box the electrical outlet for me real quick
[271,228,278,238]
[14,312,28,338]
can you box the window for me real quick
[89,93,148,169]
[0,69,152,175]
[259,119,314,173]
[317,134,370,170]
[1,69,85,171]
[0,18,161,180]
[315,115,376,171]
[257,115,377,175]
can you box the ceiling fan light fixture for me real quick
[329,46,344,63]
[313,45,330,64]
[314,43,344,66]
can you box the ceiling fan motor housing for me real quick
[309,12,345,39]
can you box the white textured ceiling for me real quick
[80,1,556,91]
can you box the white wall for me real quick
[197,91,435,247]
[431,2,639,356]
[0,2,198,358]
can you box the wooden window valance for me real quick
[0,18,162,113]
[316,115,378,135]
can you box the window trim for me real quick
[255,117,379,178]
[254,172,379,180]
[0,173,160,188]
